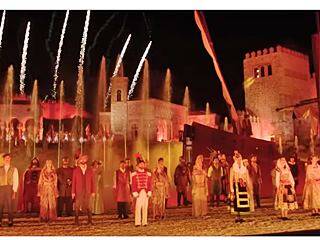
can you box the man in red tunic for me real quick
[72,155,96,225]
[113,160,131,219]
[174,157,191,206]
[21,157,41,213]
[131,158,152,226]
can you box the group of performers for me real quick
[0,148,320,227]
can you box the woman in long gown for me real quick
[38,160,58,223]
[229,152,252,223]
[275,157,298,220]
[152,158,169,220]
[303,156,320,216]
[192,155,208,218]
[92,160,104,214]
[242,158,254,212]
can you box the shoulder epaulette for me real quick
[147,172,152,177]
[131,172,137,176]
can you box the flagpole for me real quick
[58,99,62,168]
[103,126,106,173]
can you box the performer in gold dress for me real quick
[152,158,169,220]
[192,155,208,218]
[38,160,58,223]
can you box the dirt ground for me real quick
[0,199,320,236]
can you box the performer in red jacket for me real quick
[131,157,152,226]
[72,155,96,225]
[113,160,131,219]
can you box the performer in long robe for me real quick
[174,156,191,206]
[271,160,277,203]
[288,156,299,190]
[243,158,254,212]
[21,157,41,213]
[56,157,74,217]
[38,160,58,223]
[72,155,96,225]
[207,158,222,207]
[192,155,208,218]
[275,157,298,220]
[132,157,152,227]
[219,154,229,203]
[303,156,320,216]
[152,158,169,220]
[125,157,135,214]
[91,160,104,214]
[113,160,131,219]
[248,155,262,208]
[229,152,251,223]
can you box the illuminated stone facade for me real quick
[244,45,318,143]
[102,76,219,142]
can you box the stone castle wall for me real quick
[244,45,317,143]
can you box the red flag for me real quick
[194,11,239,124]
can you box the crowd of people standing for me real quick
[0,149,319,227]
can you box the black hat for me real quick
[2,153,10,158]
[137,157,145,164]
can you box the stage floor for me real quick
[1,199,320,236]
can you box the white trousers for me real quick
[135,189,149,226]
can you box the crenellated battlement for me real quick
[244,45,308,60]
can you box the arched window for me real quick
[261,66,265,77]
[131,124,138,140]
[116,90,122,102]
[267,65,272,76]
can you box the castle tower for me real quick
[111,76,128,135]
[243,45,316,142]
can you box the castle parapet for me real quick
[244,45,308,60]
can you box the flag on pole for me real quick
[194,10,239,125]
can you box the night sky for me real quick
[0,11,317,119]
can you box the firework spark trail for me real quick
[104,34,131,105]
[52,10,70,99]
[112,34,131,77]
[19,21,30,95]
[46,12,56,65]
[86,13,117,72]
[0,10,6,49]
[78,10,91,75]
[128,41,152,100]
